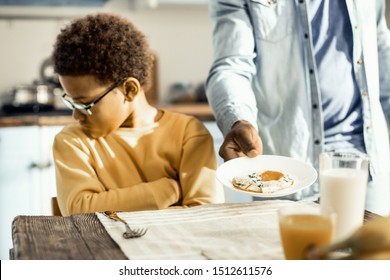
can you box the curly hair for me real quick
[52,13,153,89]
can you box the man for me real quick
[206,0,390,215]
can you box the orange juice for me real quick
[279,214,333,260]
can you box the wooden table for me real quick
[10,206,379,260]
[10,214,127,260]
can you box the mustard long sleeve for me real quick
[53,110,224,216]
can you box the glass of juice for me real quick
[278,206,335,260]
[319,152,369,242]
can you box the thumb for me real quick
[247,148,260,158]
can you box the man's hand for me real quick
[219,120,263,161]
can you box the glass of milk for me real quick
[319,152,369,242]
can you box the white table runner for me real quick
[96,200,319,260]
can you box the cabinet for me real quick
[0,125,63,260]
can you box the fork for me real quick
[103,211,147,238]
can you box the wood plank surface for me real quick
[11,214,127,260]
[71,214,127,260]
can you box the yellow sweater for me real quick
[53,110,224,216]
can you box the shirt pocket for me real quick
[249,0,294,42]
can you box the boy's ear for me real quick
[122,77,141,102]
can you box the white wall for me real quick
[0,2,213,104]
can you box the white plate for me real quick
[216,155,318,198]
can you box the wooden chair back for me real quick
[51,197,62,216]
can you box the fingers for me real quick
[247,148,260,158]
[234,129,262,158]
[219,142,246,161]
[219,120,263,161]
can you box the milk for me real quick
[320,168,368,242]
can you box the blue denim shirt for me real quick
[206,0,390,180]
[206,0,390,202]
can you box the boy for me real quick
[52,13,224,216]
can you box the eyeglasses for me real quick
[61,78,126,116]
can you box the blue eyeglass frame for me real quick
[61,78,126,116]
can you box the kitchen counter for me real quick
[162,103,214,121]
[0,103,215,127]
[0,109,74,127]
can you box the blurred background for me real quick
[0,0,214,106]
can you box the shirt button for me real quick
[313,104,318,109]
[314,139,321,145]
[299,0,305,3]
[361,90,368,96]
[309,69,314,74]
[357,58,363,64]
[366,124,371,130]
[354,25,359,29]
[304,33,309,39]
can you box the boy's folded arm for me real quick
[59,177,181,216]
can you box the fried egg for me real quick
[232,170,294,193]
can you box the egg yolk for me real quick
[259,170,284,181]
